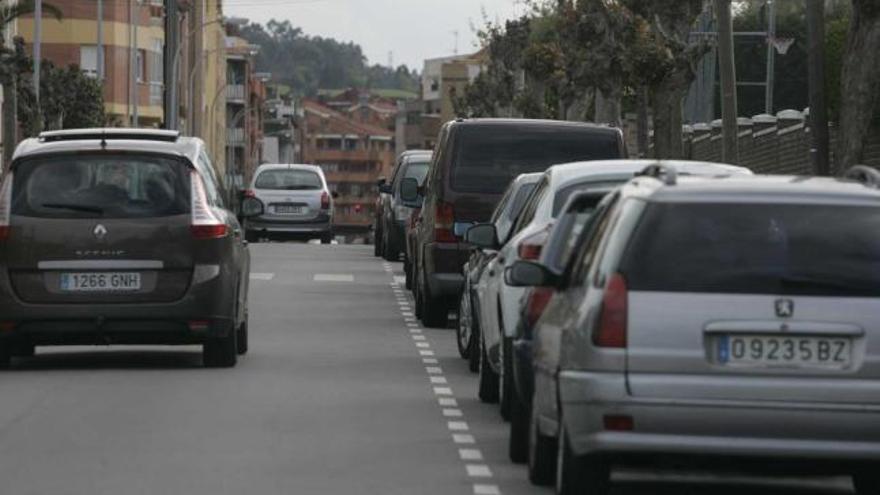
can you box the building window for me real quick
[80,45,97,78]
[150,39,164,84]
[136,49,146,83]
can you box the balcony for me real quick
[227,84,245,103]
[227,128,245,146]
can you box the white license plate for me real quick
[60,272,142,292]
[275,205,304,215]
[718,335,852,369]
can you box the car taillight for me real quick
[321,191,330,210]
[524,287,554,329]
[517,228,549,261]
[243,189,256,198]
[0,172,12,241]
[593,273,627,348]
[434,201,456,243]
[190,171,227,240]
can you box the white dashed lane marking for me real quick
[313,274,354,282]
[385,261,501,495]
[249,272,275,281]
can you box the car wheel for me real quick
[421,282,449,328]
[373,226,382,256]
[320,232,333,244]
[414,272,424,319]
[556,421,610,495]
[478,334,500,403]
[854,470,880,495]
[404,259,413,290]
[509,392,530,463]
[456,289,473,359]
[468,313,480,373]
[245,230,258,243]
[528,398,557,486]
[500,336,514,421]
[0,341,11,370]
[236,319,249,356]
[382,233,397,261]
[203,327,238,368]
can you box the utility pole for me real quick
[764,0,776,114]
[97,0,104,81]
[33,0,42,131]
[715,0,738,164]
[164,0,179,129]
[132,0,139,127]
[806,0,830,175]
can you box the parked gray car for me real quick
[507,164,880,494]
[0,128,254,368]
[244,164,335,244]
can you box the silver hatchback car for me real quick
[244,164,335,244]
[508,165,880,494]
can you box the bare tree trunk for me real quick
[595,88,622,127]
[651,73,688,159]
[2,80,17,169]
[637,86,649,158]
[837,0,880,170]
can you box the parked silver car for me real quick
[507,165,880,494]
[244,164,336,244]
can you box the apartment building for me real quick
[224,29,264,190]
[300,99,395,230]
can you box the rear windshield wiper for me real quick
[779,275,872,292]
[41,203,105,214]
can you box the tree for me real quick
[837,0,880,169]
[623,0,710,158]
[17,58,104,135]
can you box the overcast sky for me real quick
[224,0,526,71]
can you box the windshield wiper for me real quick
[41,203,105,214]
[779,275,871,292]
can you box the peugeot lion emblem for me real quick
[775,299,794,318]
[93,224,108,241]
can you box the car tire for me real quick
[478,335,500,403]
[456,289,473,359]
[556,421,610,495]
[203,327,238,368]
[236,320,249,356]
[854,471,880,495]
[382,233,398,261]
[0,341,11,370]
[320,232,333,244]
[500,336,514,421]
[404,259,413,290]
[468,314,481,373]
[373,226,382,256]
[421,283,448,329]
[509,393,530,463]
[245,230,259,243]
[528,398,557,486]
[414,272,425,319]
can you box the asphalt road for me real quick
[0,244,859,494]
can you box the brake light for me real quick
[190,171,227,240]
[603,415,634,431]
[524,287,554,330]
[0,321,14,333]
[321,191,330,210]
[434,201,456,243]
[0,172,12,241]
[593,273,627,348]
[243,189,256,198]
[517,228,549,261]
[188,320,210,332]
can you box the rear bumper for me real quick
[423,242,467,298]
[558,370,880,463]
[246,214,332,234]
[0,269,237,345]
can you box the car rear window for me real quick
[451,126,621,194]
[552,181,621,216]
[12,153,190,219]
[255,169,323,190]
[619,203,880,296]
[403,161,430,185]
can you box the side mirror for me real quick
[331,190,340,199]
[377,177,387,187]
[400,177,419,203]
[465,223,499,250]
[240,197,265,218]
[378,183,393,194]
[505,261,557,287]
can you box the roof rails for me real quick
[39,128,180,143]
[842,165,880,189]
[636,164,678,186]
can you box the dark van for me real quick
[403,119,626,327]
